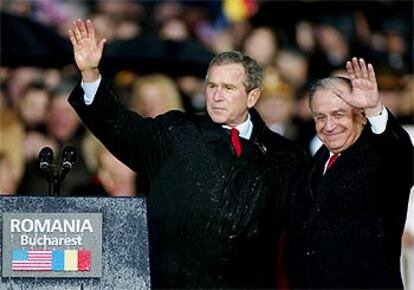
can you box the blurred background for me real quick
[0,0,413,286]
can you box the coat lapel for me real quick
[198,109,269,176]
[302,148,329,239]
[198,114,234,176]
[305,126,373,238]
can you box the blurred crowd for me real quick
[1,0,412,195]
[0,0,413,284]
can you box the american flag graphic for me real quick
[12,248,91,272]
[12,249,52,271]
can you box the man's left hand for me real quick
[334,57,383,116]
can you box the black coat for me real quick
[69,80,304,289]
[288,111,414,289]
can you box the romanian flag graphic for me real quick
[12,249,91,271]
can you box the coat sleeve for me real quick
[68,79,174,179]
[377,109,414,192]
[380,108,412,142]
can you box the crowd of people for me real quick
[0,0,413,288]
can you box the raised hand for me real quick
[334,57,383,116]
[68,19,106,82]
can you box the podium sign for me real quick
[0,196,150,289]
[3,213,102,277]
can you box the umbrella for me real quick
[0,12,72,68]
[1,12,214,77]
[102,35,214,77]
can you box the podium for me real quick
[0,196,151,289]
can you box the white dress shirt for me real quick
[222,114,253,140]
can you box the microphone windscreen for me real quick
[62,145,77,165]
[38,147,54,163]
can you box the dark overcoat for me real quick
[288,111,414,289]
[69,80,304,289]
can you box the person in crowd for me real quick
[242,27,278,68]
[18,80,92,195]
[0,103,24,194]
[288,57,413,289]
[68,19,303,288]
[73,133,136,197]
[130,73,184,118]
[255,66,296,138]
[130,73,184,193]
[17,81,50,132]
[16,81,56,168]
[0,153,19,195]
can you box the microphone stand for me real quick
[38,146,77,196]
[51,165,61,196]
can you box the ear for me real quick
[356,108,368,125]
[361,115,368,125]
[247,88,261,108]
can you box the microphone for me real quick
[39,147,54,193]
[62,145,77,169]
[39,147,54,170]
[60,145,77,181]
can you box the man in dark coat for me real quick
[68,19,303,288]
[288,57,413,289]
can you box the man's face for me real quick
[311,85,366,154]
[206,64,259,127]
[135,84,166,118]
[19,89,49,126]
[47,95,80,141]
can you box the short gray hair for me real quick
[206,51,263,93]
[308,76,352,109]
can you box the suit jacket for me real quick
[288,111,414,289]
[69,80,304,289]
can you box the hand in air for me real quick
[334,57,382,116]
[68,19,106,76]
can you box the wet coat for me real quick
[287,111,413,289]
[69,79,304,289]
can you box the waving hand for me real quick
[69,19,106,82]
[334,57,383,116]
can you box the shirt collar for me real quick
[222,113,253,140]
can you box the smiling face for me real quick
[311,83,366,154]
[206,63,260,127]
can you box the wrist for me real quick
[81,68,100,83]
[365,103,383,117]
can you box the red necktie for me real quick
[230,128,242,157]
[327,154,339,170]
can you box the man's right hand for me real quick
[69,19,106,82]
